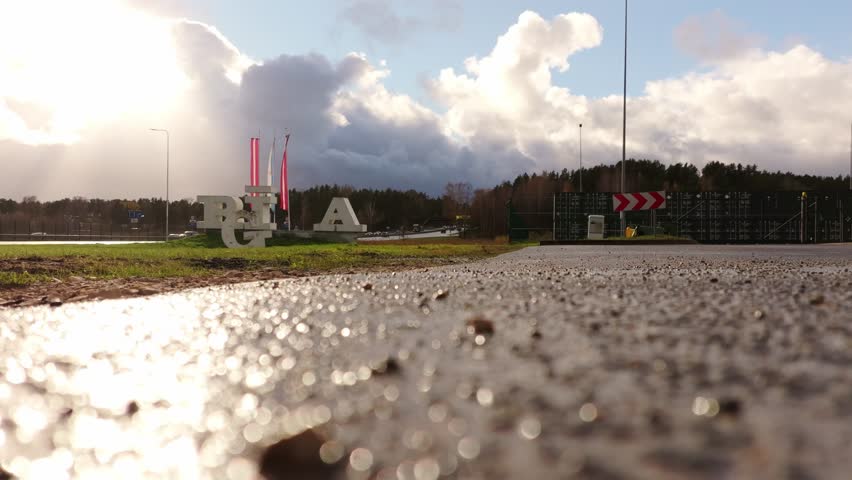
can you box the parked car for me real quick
[183,231,199,237]
[30,232,48,237]
[167,233,186,240]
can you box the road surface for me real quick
[359,230,460,242]
[1,245,850,479]
[0,241,161,245]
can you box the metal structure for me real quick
[554,191,852,243]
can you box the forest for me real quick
[1,160,849,237]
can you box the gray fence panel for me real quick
[554,192,852,243]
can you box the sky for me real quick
[1,0,851,201]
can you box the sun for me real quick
[0,0,189,145]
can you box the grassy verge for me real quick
[0,234,522,288]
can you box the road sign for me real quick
[613,191,666,212]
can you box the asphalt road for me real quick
[1,245,851,480]
[359,230,460,242]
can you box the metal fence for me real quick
[554,191,852,243]
[0,219,167,241]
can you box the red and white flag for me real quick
[280,134,290,211]
[250,137,260,188]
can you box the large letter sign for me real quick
[313,197,367,233]
[198,186,276,248]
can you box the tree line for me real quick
[1,160,848,236]
[470,159,851,237]
[0,196,202,233]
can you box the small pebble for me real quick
[466,316,495,335]
[718,398,742,417]
[372,356,401,375]
[260,429,343,479]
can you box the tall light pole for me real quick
[620,0,628,234]
[578,123,583,193]
[149,128,169,241]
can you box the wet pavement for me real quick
[1,245,851,480]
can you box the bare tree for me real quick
[442,182,473,219]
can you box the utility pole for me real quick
[620,0,628,234]
[149,128,170,241]
[579,123,583,193]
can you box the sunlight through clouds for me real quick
[0,0,189,145]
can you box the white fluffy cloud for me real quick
[429,11,852,178]
[1,4,850,201]
[619,46,852,173]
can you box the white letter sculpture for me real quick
[198,186,276,248]
[313,197,367,233]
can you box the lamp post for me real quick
[149,128,169,241]
[620,0,628,234]
[579,123,583,193]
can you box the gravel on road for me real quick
[0,245,850,480]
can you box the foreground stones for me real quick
[0,245,850,479]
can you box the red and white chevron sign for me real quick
[613,191,666,212]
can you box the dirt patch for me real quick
[0,269,300,308]
[0,258,69,276]
[0,250,503,308]
[189,258,253,270]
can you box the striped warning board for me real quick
[613,191,666,212]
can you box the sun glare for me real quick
[0,0,188,145]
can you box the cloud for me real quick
[339,0,462,43]
[1,5,851,202]
[429,12,604,144]
[426,10,852,179]
[625,45,852,172]
[674,10,764,62]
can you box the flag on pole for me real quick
[250,137,260,189]
[280,134,290,212]
[266,136,275,186]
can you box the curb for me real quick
[540,240,699,246]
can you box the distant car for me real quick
[183,231,199,237]
[167,233,186,240]
[30,232,48,237]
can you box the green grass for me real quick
[0,234,521,287]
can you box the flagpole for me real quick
[287,132,291,231]
[270,133,276,225]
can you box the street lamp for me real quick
[149,128,169,241]
[578,123,583,193]
[620,0,628,234]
